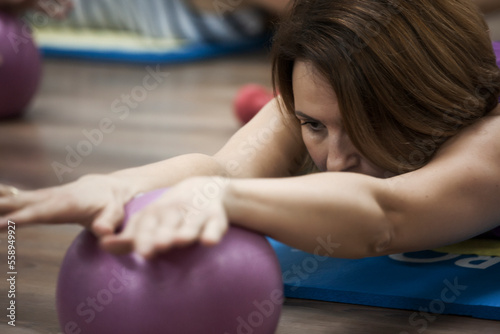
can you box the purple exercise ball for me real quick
[56,188,283,334]
[0,12,41,119]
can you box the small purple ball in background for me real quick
[56,188,283,334]
[0,12,42,119]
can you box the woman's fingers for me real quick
[0,197,20,215]
[99,236,133,255]
[200,215,228,246]
[152,209,183,252]
[0,188,59,222]
[171,211,205,247]
[134,215,160,258]
[136,206,226,256]
[0,184,19,197]
[102,208,219,257]
[100,209,146,255]
[2,196,83,226]
[100,226,134,255]
[0,185,23,215]
[0,189,55,226]
[0,201,57,227]
[0,180,230,259]
[101,180,230,258]
[91,203,125,237]
[0,185,126,237]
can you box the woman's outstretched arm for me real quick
[222,111,500,258]
[104,108,500,258]
[0,99,306,236]
[108,98,304,195]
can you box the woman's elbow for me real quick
[360,219,396,258]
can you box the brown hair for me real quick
[271,0,500,174]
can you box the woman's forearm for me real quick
[224,173,391,259]
[108,153,227,197]
[108,98,304,198]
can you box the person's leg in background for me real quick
[21,0,269,43]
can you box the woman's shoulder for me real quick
[376,105,500,248]
[438,104,500,161]
[405,104,500,197]
[388,104,500,198]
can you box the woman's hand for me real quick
[0,174,136,237]
[100,177,231,259]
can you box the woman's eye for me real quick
[301,121,323,131]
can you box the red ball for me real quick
[233,84,274,125]
[0,13,42,119]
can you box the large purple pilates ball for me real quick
[56,188,283,334]
[0,12,42,119]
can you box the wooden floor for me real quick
[1,52,500,333]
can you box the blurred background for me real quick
[486,10,500,40]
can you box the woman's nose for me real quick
[325,137,359,172]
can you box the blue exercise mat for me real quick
[38,37,269,64]
[32,26,269,64]
[268,238,500,321]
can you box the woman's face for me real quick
[292,61,388,178]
